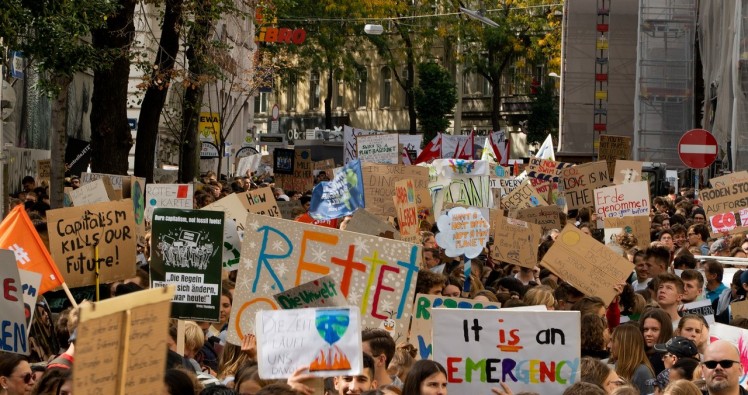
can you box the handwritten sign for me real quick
[432,309,580,394]
[527,158,575,182]
[541,225,634,305]
[410,294,501,360]
[344,125,380,164]
[228,214,421,344]
[731,300,748,320]
[679,299,715,324]
[18,269,41,336]
[598,135,632,178]
[150,209,224,321]
[356,134,399,164]
[69,179,111,206]
[491,216,541,269]
[361,163,432,221]
[435,207,490,259]
[74,286,175,395]
[47,200,137,288]
[561,161,611,211]
[603,216,651,251]
[700,180,748,235]
[37,159,51,184]
[593,181,650,222]
[80,172,128,200]
[256,307,363,379]
[613,160,644,184]
[144,184,194,222]
[514,205,563,234]
[710,171,748,189]
[276,149,314,194]
[503,179,549,210]
[0,250,28,355]
[394,179,419,244]
[273,275,346,309]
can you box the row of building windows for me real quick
[254,64,546,114]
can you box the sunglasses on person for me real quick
[13,373,33,384]
[702,360,741,369]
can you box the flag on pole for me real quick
[536,134,556,161]
[415,133,442,164]
[0,205,65,294]
[481,130,510,165]
[456,131,475,159]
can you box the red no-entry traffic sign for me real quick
[678,129,718,169]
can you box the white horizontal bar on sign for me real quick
[694,255,748,266]
[680,144,717,154]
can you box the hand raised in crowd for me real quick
[491,382,514,395]
[241,333,257,359]
[286,365,317,395]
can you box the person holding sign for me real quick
[0,354,35,395]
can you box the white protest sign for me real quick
[256,307,363,379]
[69,179,111,206]
[236,154,263,177]
[356,133,399,164]
[679,299,715,324]
[344,125,380,164]
[593,181,650,222]
[0,250,29,354]
[435,206,490,259]
[145,184,194,222]
[18,269,42,336]
[433,309,580,395]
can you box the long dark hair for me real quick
[401,360,446,395]
[0,353,26,377]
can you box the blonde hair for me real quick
[611,324,654,381]
[663,380,701,395]
[183,321,205,355]
[523,286,556,309]
[218,342,253,380]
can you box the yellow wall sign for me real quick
[199,112,221,144]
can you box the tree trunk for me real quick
[50,76,72,209]
[324,65,333,130]
[90,0,137,175]
[179,0,212,183]
[134,0,184,182]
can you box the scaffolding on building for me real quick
[634,0,696,168]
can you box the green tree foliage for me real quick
[526,81,558,144]
[414,61,457,142]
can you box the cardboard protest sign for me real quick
[598,135,632,178]
[435,207,490,259]
[80,172,125,200]
[593,181,650,224]
[37,159,51,185]
[0,250,29,355]
[145,184,194,222]
[503,179,549,210]
[276,149,314,193]
[278,200,304,220]
[356,133,399,164]
[432,309,580,394]
[18,269,41,336]
[700,179,748,235]
[708,323,748,387]
[47,200,137,288]
[150,209,224,321]
[603,216,651,251]
[731,300,748,320]
[710,171,748,188]
[69,178,111,206]
[541,225,634,305]
[613,160,644,184]
[257,307,363,379]
[409,294,501,360]
[361,163,432,222]
[491,216,541,268]
[228,214,421,344]
[74,286,175,395]
[394,179,420,244]
[527,157,575,182]
[514,205,564,234]
[344,209,401,240]
[679,299,715,324]
[273,275,346,309]
[561,161,611,211]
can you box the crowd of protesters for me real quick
[3,172,748,395]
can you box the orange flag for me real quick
[0,205,64,293]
